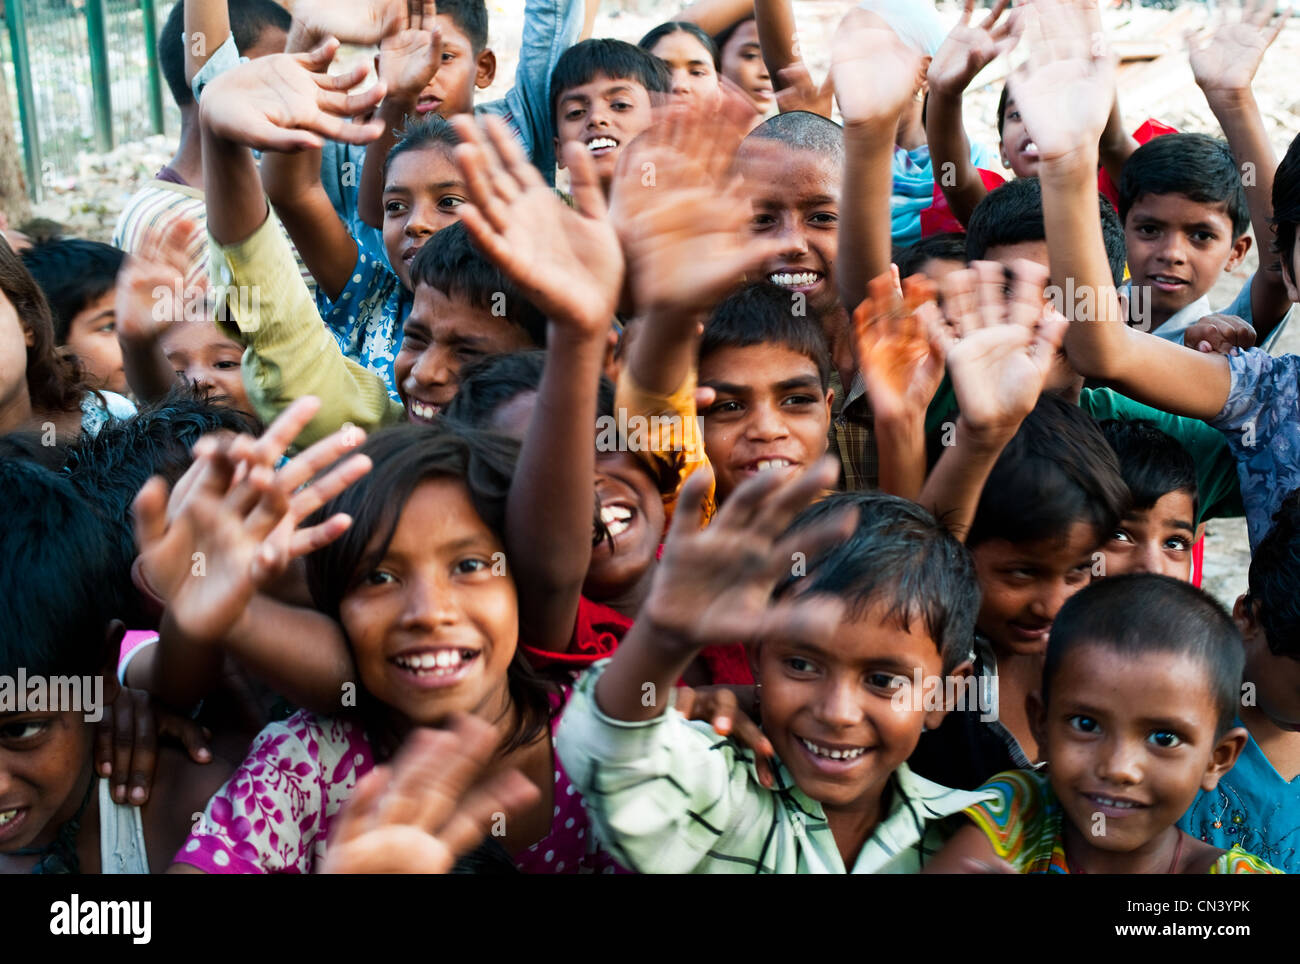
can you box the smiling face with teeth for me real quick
[754,602,953,848]
[1038,646,1245,866]
[396,285,539,426]
[738,143,841,315]
[1122,192,1250,328]
[584,449,665,606]
[554,75,656,194]
[339,478,519,729]
[0,710,95,856]
[698,343,831,506]
[998,97,1041,178]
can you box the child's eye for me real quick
[439,195,466,211]
[364,570,397,586]
[213,361,240,371]
[99,320,116,334]
[785,656,817,674]
[1067,714,1099,733]
[441,51,456,62]
[1148,730,1182,749]
[1191,231,1216,244]
[706,399,743,416]
[1,719,50,741]
[749,214,776,230]
[808,212,837,225]
[385,200,408,215]
[1007,110,1020,121]
[1136,224,1159,237]
[565,109,585,121]
[865,672,905,691]
[401,328,428,347]
[455,557,492,575]
[781,394,817,407]
[1110,529,1133,545]
[1164,536,1190,552]
[612,100,633,111]
[691,68,709,77]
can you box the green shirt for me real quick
[923,380,1243,523]
[556,661,994,873]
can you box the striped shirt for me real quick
[113,179,316,299]
[556,660,994,873]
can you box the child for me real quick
[893,232,967,287]
[196,50,542,444]
[1117,134,1271,341]
[638,22,721,112]
[168,423,621,874]
[550,38,671,197]
[0,458,231,873]
[925,0,1137,228]
[926,574,1279,874]
[713,17,774,117]
[1180,490,1300,872]
[909,395,1130,791]
[0,239,134,440]
[21,239,126,396]
[556,463,994,873]
[1098,419,1198,582]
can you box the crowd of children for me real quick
[2,0,1298,876]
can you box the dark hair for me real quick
[61,388,259,627]
[0,429,70,469]
[384,114,460,181]
[1044,573,1243,734]
[966,177,1127,285]
[776,492,980,672]
[22,239,125,343]
[549,38,672,127]
[304,423,551,753]
[0,236,89,418]
[159,0,292,110]
[712,15,755,54]
[1119,133,1250,240]
[1272,131,1300,288]
[1245,489,1300,659]
[996,83,1010,140]
[638,21,720,69]
[0,458,123,679]
[409,221,547,347]
[699,282,832,392]
[435,0,489,51]
[895,232,967,278]
[1099,419,1198,519]
[744,110,845,168]
[968,394,1129,549]
[443,349,615,428]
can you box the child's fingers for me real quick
[450,134,512,236]
[483,114,544,195]
[331,766,392,845]
[298,36,342,74]
[969,260,1007,330]
[767,504,859,586]
[746,455,843,542]
[157,712,213,764]
[288,453,372,525]
[939,267,979,338]
[663,464,716,542]
[288,513,354,559]
[432,770,541,862]
[242,468,292,541]
[754,595,848,656]
[1007,258,1049,332]
[253,396,323,465]
[278,427,368,498]
[562,140,609,223]
[384,718,498,832]
[980,0,1011,30]
[673,686,698,721]
[132,475,172,552]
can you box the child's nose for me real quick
[776,221,809,257]
[1096,737,1144,785]
[744,402,790,441]
[397,570,462,630]
[409,346,453,388]
[815,679,862,728]
[405,204,435,239]
[671,70,692,96]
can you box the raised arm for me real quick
[678,0,753,37]
[924,0,1018,229]
[357,0,443,230]
[918,260,1067,538]
[1189,0,1294,342]
[115,218,196,403]
[185,0,233,84]
[449,115,622,653]
[832,7,928,313]
[1014,0,1232,420]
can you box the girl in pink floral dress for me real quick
[169,425,623,874]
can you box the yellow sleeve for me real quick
[613,366,713,525]
[207,213,404,446]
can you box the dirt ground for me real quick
[32,0,1298,607]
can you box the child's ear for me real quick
[1202,724,1248,792]
[925,659,972,731]
[822,386,834,425]
[1232,593,1260,639]
[1027,687,1049,762]
[554,135,566,172]
[475,48,497,90]
[1224,233,1251,273]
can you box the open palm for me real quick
[855,273,945,424]
[1189,0,1289,94]
[451,116,622,336]
[928,0,1019,96]
[831,7,927,127]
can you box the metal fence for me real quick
[2,0,175,201]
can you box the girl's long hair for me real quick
[0,236,89,418]
[305,422,553,757]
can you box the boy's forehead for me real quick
[433,14,476,50]
[1052,644,1218,719]
[1125,191,1234,229]
[159,320,241,356]
[737,143,841,201]
[699,342,821,387]
[561,74,647,101]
